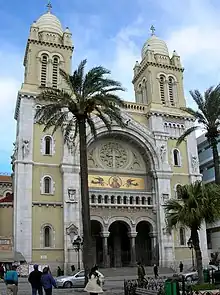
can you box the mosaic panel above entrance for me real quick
[88,175,145,190]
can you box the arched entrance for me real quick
[136,221,153,266]
[108,221,131,267]
[91,220,103,266]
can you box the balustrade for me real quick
[89,191,154,208]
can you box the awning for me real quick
[0,251,26,263]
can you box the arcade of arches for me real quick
[91,220,158,267]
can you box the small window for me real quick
[117,196,121,204]
[141,197,145,205]
[176,185,182,199]
[159,75,166,105]
[111,196,114,204]
[168,76,175,106]
[136,196,139,205]
[104,195,108,204]
[41,54,48,87]
[173,149,180,166]
[44,136,52,155]
[44,226,52,247]
[147,197,151,205]
[179,227,185,246]
[123,196,127,204]
[91,195,95,203]
[52,56,59,88]
[44,177,51,194]
[98,195,102,204]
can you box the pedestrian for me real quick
[71,265,75,273]
[153,264,158,279]
[84,266,103,295]
[41,267,56,295]
[0,264,4,280]
[179,261,183,273]
[137,262,145,287]
[4,265,18,295]
[28,264,43,295]
[57,266,62,277]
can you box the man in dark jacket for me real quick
[28,264,43,295]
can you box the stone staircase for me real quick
[100,266,174,278]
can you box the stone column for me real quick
[129,232,137,266]
[102,232,110,268]
[149,231,157,265]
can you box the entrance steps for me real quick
[99,266,174,278]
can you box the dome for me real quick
[141,34,169,58]
[36,11,63,36]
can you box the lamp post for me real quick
[72,236,83,270]
[187,238,195,270]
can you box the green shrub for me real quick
[192,284,216,291]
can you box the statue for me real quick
[191,155,199,173]
[22,139,30,158]
[160,144,167,163]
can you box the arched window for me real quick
[123,196,127,204]
[141,197,145,205]
[136,196,139,205]
[91,195,95,203]
[98,195,102,204]
[111,196,114,204]
[44,177,51,194]
[52,56,59,88]
[179,227,185,246]
[168,76,175,106]
[41,54,48,87]
[173,149,181,166]
[44,136,52,155]
[130,196,133,205]
[159,75,166,105]
[176,184,182,199]
[104,195,108,204]
[44,226,52,247]
[117,196,121,204]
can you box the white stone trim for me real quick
[40,175,55,195]
[40,223,55,248]
[171,148,182,167]
[40,135,55,156]
[174,183,182,198]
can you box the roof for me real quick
[0,175,12,183]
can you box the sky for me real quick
[0,0,220,173]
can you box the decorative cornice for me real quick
[146,111,194,122]
[32,201,63,207]
[133,61,184,83]
[14,92,37,120]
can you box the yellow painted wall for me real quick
[32,206,64,262]
[175,248,192,260]
[32,166,62,202]
[168,139,189,174]
[32,249,64,263]
[0,207,13,237]
[33,124,63,165]
[130,113,148,125]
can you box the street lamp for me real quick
[72,236,83,270]
[68,188,76,201]
[187,238,195,270]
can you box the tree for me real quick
[35,59,125,282]
[164,181,220,283]
[177,85,220,184]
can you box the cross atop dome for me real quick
[150,25,155,36]
[47,1,52,13]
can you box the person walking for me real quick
[84,266,103,295]
[4,265,18,295]
[28,264,43,295]
[41,267,56,295]
[153,264,158,279]
[0,264,4,280]
[179,261,183,273]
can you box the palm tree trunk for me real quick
[78,118,93,284]
[191,227,203,283]
[211,139,220,184]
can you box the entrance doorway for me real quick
[108,221,131,267]
[91,220,103,266]
[136,221,152,266]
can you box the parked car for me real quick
[175,265,219,283]
[55,270,105,288]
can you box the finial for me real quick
[47,1,52,13]
[150,25,155,36]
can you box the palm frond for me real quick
[176,126,199,146]
[94,107,112,132]
[86,115,97,138]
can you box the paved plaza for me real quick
[0,279,123,295]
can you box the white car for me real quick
[55,270,105,288]
[181,265,218,283]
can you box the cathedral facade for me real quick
[12,6,209,273]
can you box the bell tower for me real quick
[22,1,73,92]
[13,3,74,263]
[132,26,185,113]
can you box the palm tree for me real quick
[35,59,125,282]
[165,181,220,283]
[177,84,220,184]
